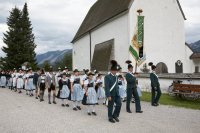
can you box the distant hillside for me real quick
[190,40,200,53]
[36,49,72,65]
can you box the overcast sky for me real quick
[0,0,199,57]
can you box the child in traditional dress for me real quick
[70,69,84,111]
[0,70,7,88]
[96,73,105,104]
[12,69,17,91]
[16,69,24,93]
[55,67,62,88]
[7,71,13,89]
[27,68,34,96]
[84,72,97,116]
[47,68,57,104]
[38,69,47,102]
[57,72,71,107]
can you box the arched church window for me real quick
[175,60,183,73]
[156,62,168,74]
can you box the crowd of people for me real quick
[0,60,161,123]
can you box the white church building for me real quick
[72,0,197,74]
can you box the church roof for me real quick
[71,0,133,43]
[72,0,186,43]
[190,53,200,59]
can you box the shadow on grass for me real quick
[141,92,200,110]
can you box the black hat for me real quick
[73,69,79,73]
[126,60,133,69]
[41,69,45,74]
[87,71,94,76]
[83,69,89,74]
[118,74,123,78]
[97,73,102,77]
[110,60,118,71]
[94,70,99,74]
[118,65,122,71]
[63,72,70,77]
[148,62,156,70]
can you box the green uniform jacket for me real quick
[125,73,137,90]
[150,72,160,88]
[104,73,119,97]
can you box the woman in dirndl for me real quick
[27,68,35,97]
[96,73,105,103]
[70,69,84,111]
[16,69,24,93]
[84,72,97,116]
[57,72,71,107]
[118,74,127,102]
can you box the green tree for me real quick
[21,3,37,69]
[42,60,51,71]
[54,52,72,71]
[1,3,37,70]
[2,7,23,69]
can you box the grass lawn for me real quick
[141,92,200,110]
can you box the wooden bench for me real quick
[172,83,200,99]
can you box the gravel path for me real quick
[0,88,200,133]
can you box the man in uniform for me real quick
[125,60,143,113]
[149,63,162,106]
[104,60,122,123]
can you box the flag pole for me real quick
[135,9,143,73]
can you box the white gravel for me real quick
[0,88,200,133]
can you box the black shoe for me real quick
[127,110,132,113]
[40,99,44,102]
[49,101,51,104]
[53,101,57,104]
[109,118,115,123]
[152,103,158,106]
[77,106,81,110]
[132,101,135,103]
[96,103,99,105]
[92,112,97,116]
[136,110,143,113]
[122,99,126,102]
[18,91,22,94]
[65,104,69,107]
[61,104,65,107]
[88,112,91,116]
[73,107,78,111]
[35,97,38,99]
[113,117,119,122]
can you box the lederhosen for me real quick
[48,75,55,92]
[40,76,46,91]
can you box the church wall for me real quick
[73,34,90,70]
[90,13,130,71]
[129,0,190,73]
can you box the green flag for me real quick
[129,15,145,66]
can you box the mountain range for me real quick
[36,49,72,65]
[36,40,200,65]
[189,40,200,53]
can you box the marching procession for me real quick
[0,60,161,123]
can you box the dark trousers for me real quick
[151,86,162,104]
[126,88,141,111]
[108,95,122,119]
